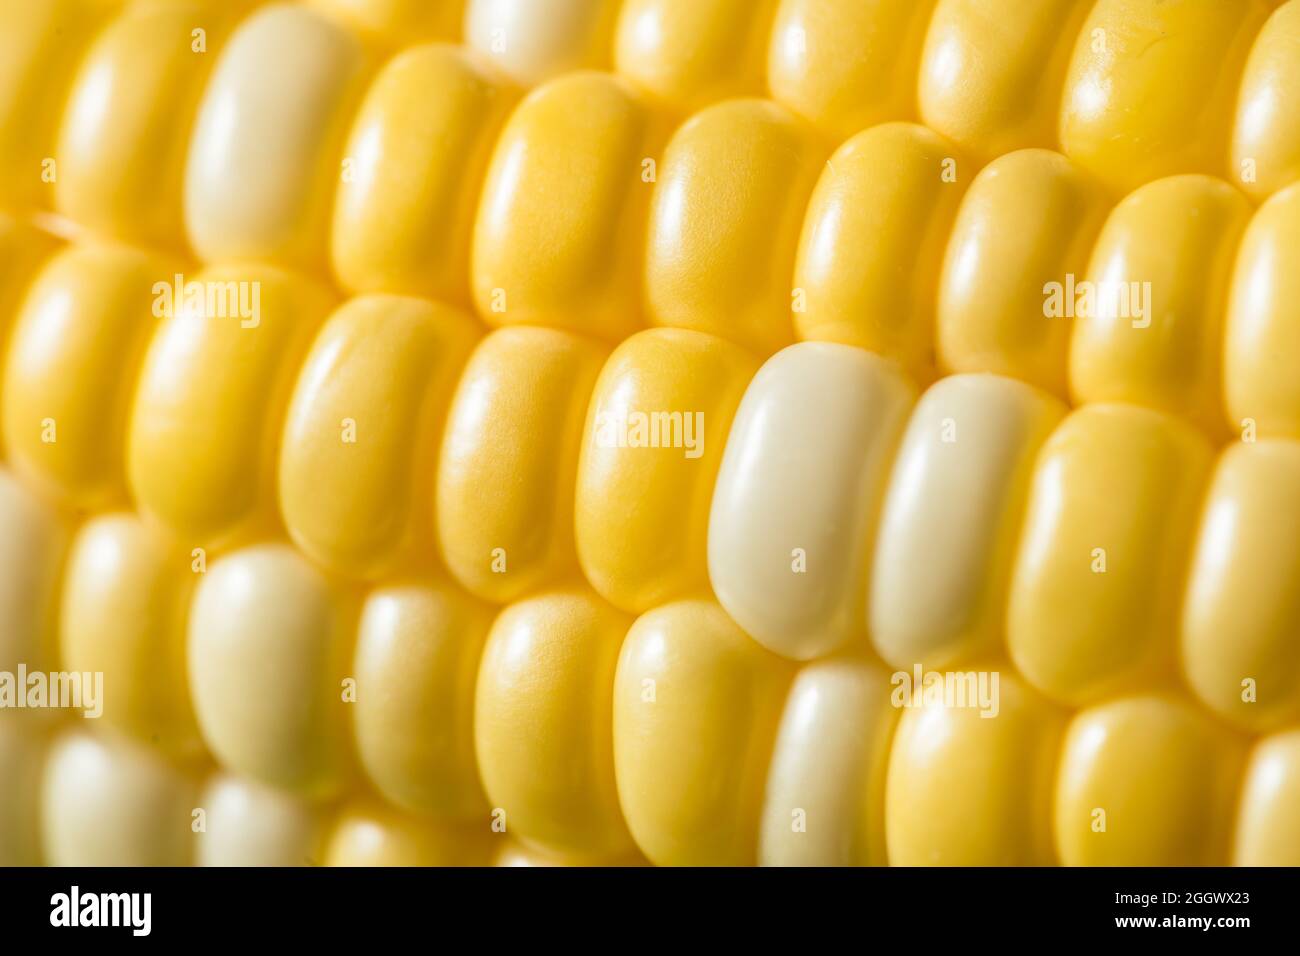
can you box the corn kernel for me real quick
[472,71,662,341]
[323,802,493,866]
[331,44,516,302]
[1069,175,1251,437]
[354,579,493,818]
[0,0,117,211]
[0,215,61,451]
[758,654,897,866]
[1059,0,1271,194]
[886,668,1066,866]
[918,0,1090,163]
[464,0,619,87]
[793,122,966,378]
[1233,729,1300,866]
[41,729,197,867]
[769,0,934,142]
[55,1,241,250]
[1224,182,1300,438]
[279,294,479,579]
[615,0,776,114]
[1182,440,1300,732]
[936,148,1109,396]
[184,3,371,270]
[3,242,178,510]
[128,263,335,550]
[871,374,1065,670]
[709,342,914,661]
[1054,695,1246,866]
[188,543,356,799]
[576,328,757,613]
[475,589,634,858]
[647,98,823,356]
[1231,0,1300,199]
[59,512,202,759]
[1007,404,1212,706]
[438,326,606,602]
[613,600,792,866]
[195,772,326,867]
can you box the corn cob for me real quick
[0,0,1299,869]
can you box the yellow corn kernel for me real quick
[128,263,335,550]
[59,512,201,759]
[1070,175,1251,437]
[768,0,934,142]
[918,0,1090,163]
[0,469,66,679]
[709,342,915,661]
[184,3,371,270]
[309,0,464,46]
[576,328,757,614]
[1233,730,1300,866]
[871,374,1065,670]
[0,721,44,865]
[438,326,606,602]
[354,579,493,819]
[3,242,178,511]
[1232,0,1300,199]
[758,654,897,867]
[613,600,792,866]
[0,0,116,211]
[647,99,823,356]
[464,0,619,87]
[886,668,1066,866]
[280,295,479,579]
[187,543,355,799]
[1054,694,1246,866]
[1225,183,1300,438]
[1007,404,1212,706]
[0,215,61,450]
[323,802,493,866]
[54,1,241,250]
[936,149,1109,396]
[331,44,516,302]
[1182,441,1300,732]
[793,122,966,378]
[472,71,662,341]
[41,729,197,867]
[475,589,634,858]
[195,772,326,868]
[1059,0,1271,195]
[615,0,776,114]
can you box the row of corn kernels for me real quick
[14,1,1300,442]
[3,525,1298,866]
[17,0,1297,224]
